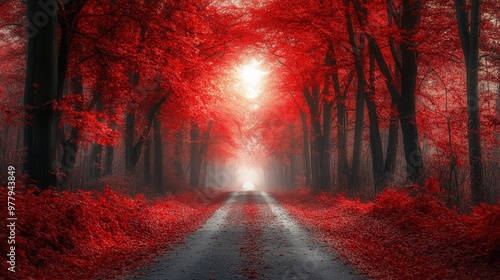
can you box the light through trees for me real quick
[239,59,267,99]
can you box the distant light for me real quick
[240,60,267,99]
[242,181,255,191]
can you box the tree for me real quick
[454,0,485,205]
[23,0,59,190]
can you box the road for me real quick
[129,191,364,280]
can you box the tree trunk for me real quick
[366,53,384,192]
[331,51,351,192]
[310,136,319,189]
[321,81,333,191]
[200,159,208,188]
[143,137,151,185]
[454,0,484,205]
[23,0,59,190]
[89,144,103,179]
[175,128,184,180]
[399,0,423,183]
[311,86,324,191]
[124,95,166,173]
[104,145,114,176]
[300,111,312,187]
[125,112,139,172]
[352,0,422,185]
[190,122,201,189]
[288,153,297,188]
[153,118,163,194]
[345,0,365,191]
[303,85,323,191]
[384,103,399,182]
[349,77,365,190]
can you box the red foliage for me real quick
[0,186,227,280]
[273,183,500,280]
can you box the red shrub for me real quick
[273,180,500,280]
[0,186,227,280]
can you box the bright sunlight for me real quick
[242,181,256,191]
[240,59,267,99]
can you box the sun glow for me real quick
[240,60,267,99]
[242,181,256,191]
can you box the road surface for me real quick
[129,191,364,280]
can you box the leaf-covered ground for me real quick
[0,187,228,280]
[273,181,500,280]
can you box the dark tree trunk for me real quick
[349,77,365,189]
[454,0,484,205]
[175,128,184,180]
[190,123,201,189]
[310,136,319,189]
[143,137,151,185]
[330,46,351,192]
[125,112,139,172]
[198,121,212,188]
[200,159,208,188]
[384,103,399,181]
[300,111,312,187]
[285,162,291,189]
[153,118,163,194]
[59,75,82,186]
[346,0,365,190]
[125,95,167,173]
[288,123,298,188]
[104,145,114,176]
[88,78,105,180]
[399,0,423,183]
[23,0,59,190]
[366,53,384,192]
[303,85,323,191]
[288,153,297,188]
[309,86,324,191]
[89,144,103,179]
[351,0,422,185]
[321,81,333,191]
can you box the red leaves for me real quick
[273,183,500,279]
[0,186,227,279]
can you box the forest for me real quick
[0,0,499,279]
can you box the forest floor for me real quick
[2,184,498,279]
[273,185,500,280]
[128,190,363,280]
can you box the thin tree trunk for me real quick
[384,103,399,181]
[59,71,85,188]
[303,85,323,191]
[349,77,365,190]
[331,51,351,192]
[345,0,365,191]
[190,122,201,189]
[104,145,114,176]
[175,128,184,180]
[288,153,297,188]
[125,112,138,172]
[366,52,384,192]
[144,137,151,185]
[322,79,333,191]
[153,118,163,194]
[300,111,312,186]
[89,144,103,179]
[310,136,319,189]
